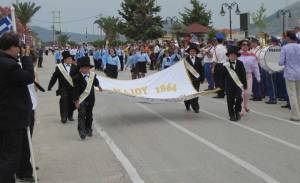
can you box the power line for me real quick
[32,14,101,24]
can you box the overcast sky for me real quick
[2,0,299,34]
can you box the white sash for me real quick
[184,59,200,78]
[79,72,96,104]
[57,63,73,87]
[223,62,243,90]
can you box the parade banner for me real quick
[97,60,215,102]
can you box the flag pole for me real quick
[10,6,17,32]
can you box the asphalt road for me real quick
[33,55,300,183]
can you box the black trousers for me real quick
[59,90,74,120]
[214,63,225,97]
[184,81,200,111]
[118,56,124,70]
[16,111,35,178]
[105,64,118,79]
[226,87,243,118]
[0,129,24,183]
[38,57,43,67]
[78,103,94,135]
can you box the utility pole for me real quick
[51,10,61,45]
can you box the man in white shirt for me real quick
[203,39,215,90]
[212,33,227,98]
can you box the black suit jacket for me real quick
[222,60,247,93]
[72,73,100,106]
[0,51,34,130]
[185,56,205,83]
[48,63,78,94]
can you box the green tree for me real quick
[252,3,267,32]
[13,2,41,27]
[180,0,212,26]
[94,16,120,42]
[57,34,69,46]
[118,0,163,41]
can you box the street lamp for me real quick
[277,9,292,36]
[165,16,179,39]
[220,2,240,39]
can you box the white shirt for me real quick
[203,46,214,64]
[64,63,71,74]
[190,56,196,65]
[213,44,227,63]
[154,45,160,54]
[82,73,90,82]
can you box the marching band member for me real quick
[103,48,121,79]
[184,43,205,113]
[93,47,102,71]
[212,33,227,98]
[135,45,151,78]
[73,56,102,140]
[125,48,138,79]
[48,51,77,123]
[222,46,247,122]
[238,40,261,115]
[116,45,125,71]
[170,46,182,64]
[203,38,215,90]
[161,50,172,70]
[250,38,263,101]
[54,49,62,64]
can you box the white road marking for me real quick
[138,103,280,183]
[94,110,145,183]
[200,108,300,151]
[202,96,300,126]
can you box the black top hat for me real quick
[226,46,241,57]
[78,56,94,68]
[62,51,72,60]
[186,43,200,53]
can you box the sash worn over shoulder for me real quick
[57,63,73,87]
[79,72,96,104]
[223,62,243,90]
[184,59,200,78]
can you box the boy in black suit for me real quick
[73,56,102,140]
[184,43,205,113]
[48,51,78,123]
[222,46,247,122]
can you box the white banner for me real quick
[97,61,212,102]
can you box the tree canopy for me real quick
[118,0,163,41]
[13,2,41,26]
[180,0,212,26]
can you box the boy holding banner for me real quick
[73,56,102,140]
[222,46,247,122]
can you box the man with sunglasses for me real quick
[0,32,35,183]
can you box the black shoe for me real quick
[236,113,241,121]
[79,131,86,140]
[230,116,237,122]
[68,117,74,121]
[213,96,224,99]
[87,130,93,137]
[265,100,277,104]
[61,118,67,123]
[16,176,36,182]
[281,104,291,109]
[193,109,199,113]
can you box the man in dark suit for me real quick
[184,44,205,113]
[73,56,102,140]
[48,51,77,123]
[221,46,247,122]
[0,32,34,183]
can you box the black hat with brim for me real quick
[186,43,200,53]
[78,56,94,68]
[226,46,241,57]
[62,51,72,60]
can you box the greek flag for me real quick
[0,16,13,36]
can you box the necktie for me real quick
[230,62,235,70]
